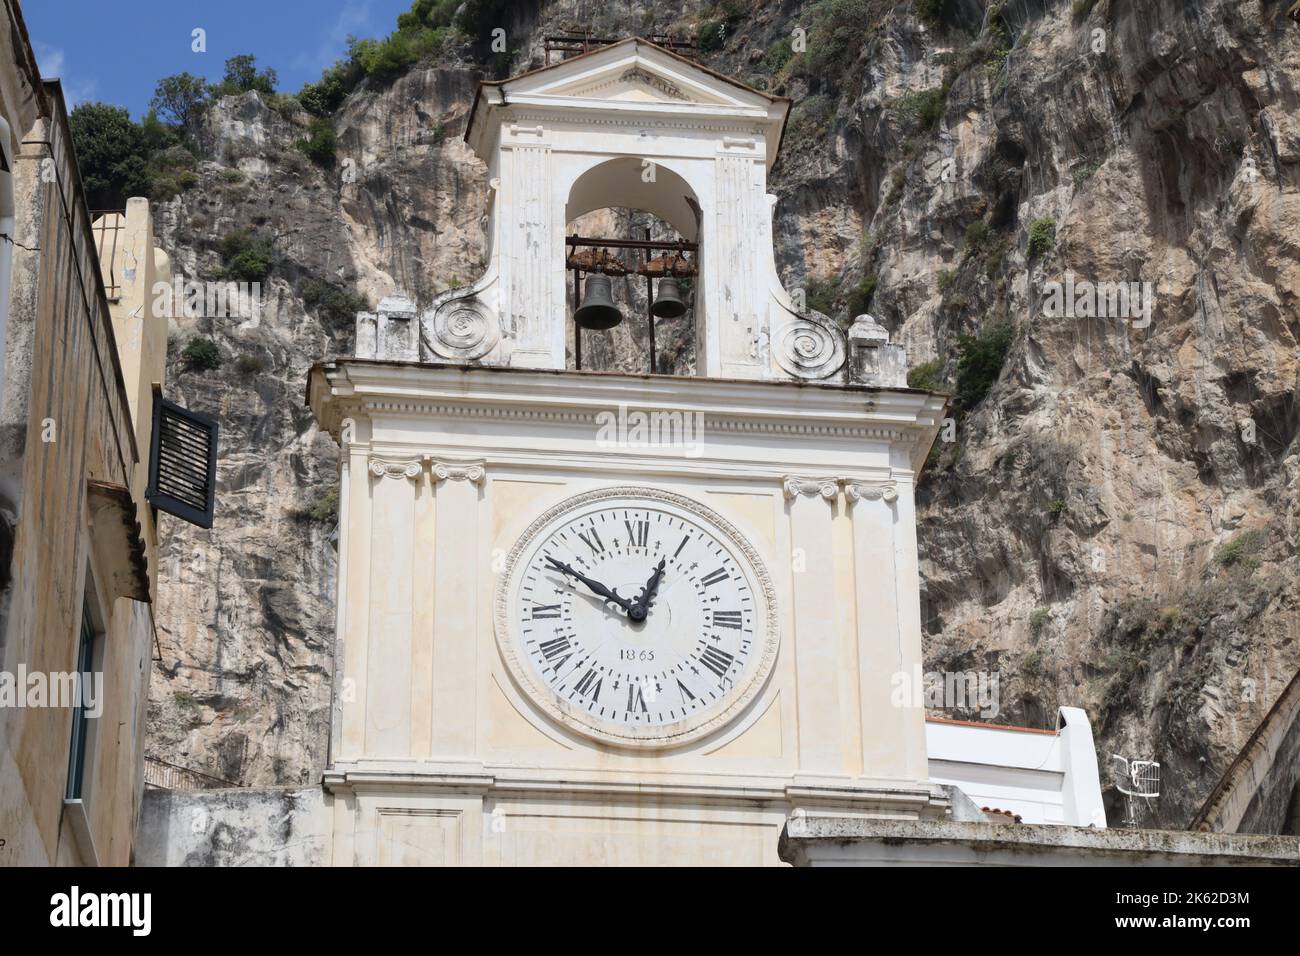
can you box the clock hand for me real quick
[545,557,632,613]
[629,558,666,622]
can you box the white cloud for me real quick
[291,0,375,74]
[33,41,97,107]
[33,42,64,77]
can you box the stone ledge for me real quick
[778,816,1300,867]
[86,480,150,602]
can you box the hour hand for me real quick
[630,558,666,622]
[545,557,631,612]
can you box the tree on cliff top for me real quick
[212,54,278,98]
[150,72,210,135]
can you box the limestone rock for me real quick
[146,0,1300,829]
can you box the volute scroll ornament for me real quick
[424,298,500,362]
[772,308,847,381]
[431,460,487,486]
[782,476,839,501]
[368,457,423,481]
[844,480,898,504]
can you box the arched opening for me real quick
[563,158,701,375]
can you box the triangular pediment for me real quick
[560,66,712,105]
[466,38,790,166]
[498,38,775,110]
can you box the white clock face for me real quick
[496,488,777,747]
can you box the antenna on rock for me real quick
[1111,754,1160,828]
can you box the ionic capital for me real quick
[368,456,422,481]
[843,479,898,504]
[431,459,487,486]
[782,476,838,501]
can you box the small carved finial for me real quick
[847,314,908,387]
[848,314,890,346]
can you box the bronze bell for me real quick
[651,277,686,318]
[574,271,622,330]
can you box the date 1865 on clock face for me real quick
[499,490,776,746]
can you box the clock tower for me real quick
[307,38,948,866]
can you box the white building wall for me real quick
[925,706,1106,827]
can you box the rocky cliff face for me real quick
[147,0,1300,827]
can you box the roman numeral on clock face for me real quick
[577,529,605,555]
[538,635,573,670]
[676,678,696,703]
[627,682,647,713]
[699,645,735,679]
[700,567,729,588]
[625,519,649,548]
[574,668,602,700]
[713,610,743,629]
[531,603,562,620]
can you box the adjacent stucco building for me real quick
[0,0,178,866]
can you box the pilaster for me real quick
[429,459,487,758]
[844,476,922,783]
[365,455,422,758]
[782,475,845,780]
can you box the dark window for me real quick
[146,395,218,528]
[65,605,96,800]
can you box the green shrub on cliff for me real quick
[295,488,340,525]
[294,119,337,168]
[1027,217,1056,259]
[217,230,274,283]
[299,278,368,333]
[182,337,221,372]
[953,320,1014,412]
[907,359,946,392]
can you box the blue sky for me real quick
[24,0,414,116]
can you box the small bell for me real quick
[650,277,686,318]
[574,271,622,330]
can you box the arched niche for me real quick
[560,157,702,376]
[564,157,701,241]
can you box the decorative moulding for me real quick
[508,110,766,138]
[358,399,917,443]
[307,363,948,472]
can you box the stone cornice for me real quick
[308,361,948,471]
[506,107,768,137]
[359,399,918,442]
[321,763,955,815]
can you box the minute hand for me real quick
[546,557,632,612]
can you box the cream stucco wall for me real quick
[304,360,948,865]
[0,81,162,865]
